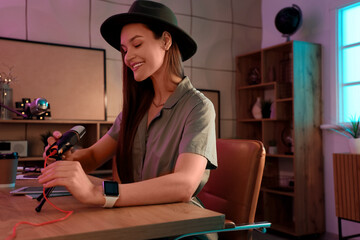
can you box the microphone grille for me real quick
[71,125,86,139]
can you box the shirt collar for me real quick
[163,76,193,109]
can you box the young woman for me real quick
[38,0,217,211]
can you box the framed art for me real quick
[0,37,106,120]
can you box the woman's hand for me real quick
[43,131,73,164]
[40,130,107,206]
[38,161,105,206]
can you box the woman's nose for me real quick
[125,50,135,64]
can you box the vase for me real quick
[251,97,262,119]
[0,84,14,120]
[348,138,360,154]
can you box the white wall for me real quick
[262,0,360,237]
[0,0,262,139]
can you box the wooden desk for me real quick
[0,180,224,239]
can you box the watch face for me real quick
[103,181,119,196]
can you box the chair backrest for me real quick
[197,139,266,240]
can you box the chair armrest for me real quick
[224,219,236,229]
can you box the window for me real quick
[338,2,360,122]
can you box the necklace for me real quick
[152,101,165,108]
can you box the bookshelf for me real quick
[235,41,324,236]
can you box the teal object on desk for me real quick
[174,221,271,240]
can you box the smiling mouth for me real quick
[131,62,144,70]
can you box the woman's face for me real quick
[121,23,167,81]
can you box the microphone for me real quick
[36,125,86,212]
[46,125,86,159]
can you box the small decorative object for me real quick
[281,126,294,155]
[251,97,262,119]
[268,140,278,155]
[14,98,51,120]
[261,99,273,118]
[247,67,261,85]
[0,64,16,120]
[275,4,303,42]
[0,84,13,120]
[329,115,360,154]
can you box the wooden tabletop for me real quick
[0,180,224,240]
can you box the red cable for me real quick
[5,150,74,240]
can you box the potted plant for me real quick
[330,115,360,153]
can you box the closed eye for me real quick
[121,46,127,54]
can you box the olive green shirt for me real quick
[107,77,217,185]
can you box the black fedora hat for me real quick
[100,0,197,61]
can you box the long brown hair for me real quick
[116,23,184,183]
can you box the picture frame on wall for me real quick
[0,37,106,121]
[198,89,220,138]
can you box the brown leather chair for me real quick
[197,139,267,240]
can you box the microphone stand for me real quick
[35,151,61,212]
[35,187,56,212]
[34,125,85,212]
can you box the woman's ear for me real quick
[162,31,172,51]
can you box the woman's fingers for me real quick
[52,131,62,140]
[39,161,85,184]
[43,131,65,160]
[39,163,70,182]
[38,161,101,205]
[46,131,62,146]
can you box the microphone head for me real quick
[71,125,86,139]
[47,125,86,157]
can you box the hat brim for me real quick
[100,13,197,61]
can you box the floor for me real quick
[252,230,339,240]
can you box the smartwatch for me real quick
[102,181,119,208]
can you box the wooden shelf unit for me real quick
[0,119,113,170]
[235,41,324,236]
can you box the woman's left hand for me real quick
[38,161,104,206]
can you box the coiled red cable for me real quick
[5,150,74,240]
